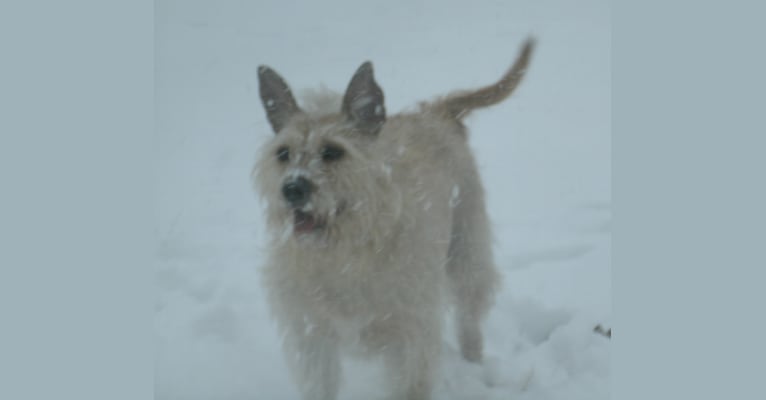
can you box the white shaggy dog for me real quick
[252,38,534,400]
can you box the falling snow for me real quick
[449,184,461,208]
[155,1,611,399]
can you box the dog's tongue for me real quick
[294,211,317,234]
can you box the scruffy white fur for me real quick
[253,39,534,400]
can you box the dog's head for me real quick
[253,62,397,244]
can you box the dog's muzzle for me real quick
[282,177,312,209]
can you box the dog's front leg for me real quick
[282,324,341,400]
[380,317,441,400]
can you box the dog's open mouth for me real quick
[293,210,324,234]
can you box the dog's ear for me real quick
[258,65,301,134]
[342,61,386,135]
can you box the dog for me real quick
[252,38,534,400]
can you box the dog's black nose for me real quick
[282,177,312,208]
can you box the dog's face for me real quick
[253,63,394,243]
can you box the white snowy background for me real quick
[155,0,611,399]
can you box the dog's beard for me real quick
[292,209,324,235]
[274,199,350,246]
[271,201,342,242]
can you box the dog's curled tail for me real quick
[436,38,535,120]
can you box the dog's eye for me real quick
[321,145,345,162]
[276,146,289,163]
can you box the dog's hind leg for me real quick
[446,170,500,363]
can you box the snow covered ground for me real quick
[155,0,610,399]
